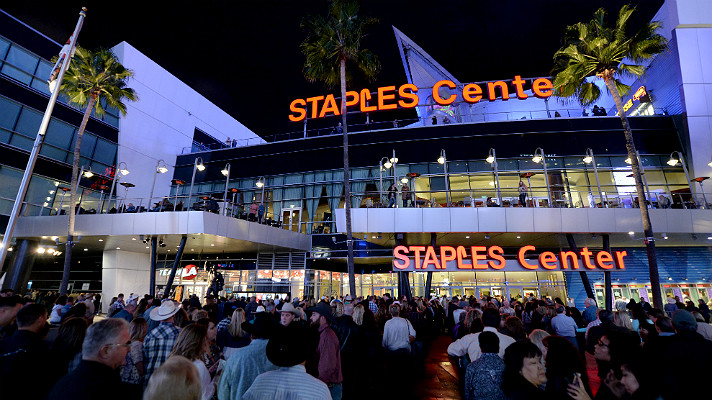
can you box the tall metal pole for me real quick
[535,148,552,206]
[602,234,613,311]
[150,237,157,297]
[488,149,502,206]
[0,8,87,281]
[108,161,128,213]
[187,157,203,210]
[221,164,230,216]
[585,149,605,207]
[163,235,187,300]
[439,149,450,206]
[148,160,167,211]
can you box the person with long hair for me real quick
[49,295,68,325]
[218,308,250,359]
[134,298,149,319]
[170,324,215,400]
[120,317,147,396]
[503,316,527,342]
[144,355,201,400]
[51,317,88,373]
[543,335,591,400]
[196,318,223,376]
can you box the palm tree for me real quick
[301,0,380,297]
[58,47,137,295]
[551,5,667,309]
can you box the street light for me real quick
[149,160,169,211]
[221,163,230,216]
[438,149,450,206]
[584,149,605,207]
[379,156,391,203]
[532,147,552,206]
[401,177,408,184]
[187,157,204,209]
[108,161,129,213]
[487,148,502,206]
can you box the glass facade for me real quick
[0,35,120,127]
[175,153,691,234]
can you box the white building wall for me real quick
[101,249,150,313]
[110,42,258,204]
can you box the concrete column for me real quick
[102,249,151,313]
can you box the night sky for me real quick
[3,0,664,138]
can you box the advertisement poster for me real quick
[638,288,650,303]
[672,288,683,301]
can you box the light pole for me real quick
[584,149,605,207]
[256,177,266,222]
[486,148,502,206]
[187,157,205,210]
[438,149,450,206]
[379,156,392,204]
[149,160,169,211]
[667,151,693,205]
[108,162,129,213]
[221,163,231,216]
[390,150,398,206]
[532,147,552,206]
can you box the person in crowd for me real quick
[108,293,125,317]
[245,296,259,321]
[278,302,302,327]
[51,316,88,373]
[448,308,516,361]
[120,317,147,395]
[698,298,711,322]
[664,297,677,316]
[690,311,712,340]
[307,301,343,400]
[0,295,21,339]
[218,312,277,400]
[170,323,216,400]
[46,319,131,400]
[464,331,505,400]
[82,293,95,321]
[518,180,528,206]
[543,335,590,399]
[112,300,136,323]
[48,295,67,325]
[401,181,412,207]
[582,298,598,326]
[243,323,330,400]
[196,318,222,375]
[503,316,527,342]
[499,300,515,316]
[619,353,659,399]
[133,298,149,320]
[0,303,54,398]
[502,341,547,399]
[174,307,191,328]
[593,329,640,399]
[0,288,15,297]
[551,304,579,348]
[248,201,259,221]
[612,310,633,331]
[218,308,251,358]
[144,355,202,400]
[528,329,550,357]
[143,300,181,385]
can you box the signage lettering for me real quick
[393,245,626,272]
[289,76,554,122]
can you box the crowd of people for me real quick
[1,286,711,399]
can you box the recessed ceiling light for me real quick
[628,232,634,235]
[116,247,120,250]
[83,248,88,251]
[516,236,521,239]
[191,249,194,251]
[51,236,58,241]
[98,239,104,242]
[210,244,215,246]
[372,236,376,239]
[131,238,136,241]
[465,236,470,239]
[167,250,171,252]
[145,246,149,249]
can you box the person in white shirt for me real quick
[448,308,515,361]
[382,304,416,352]
[550,305,579,349]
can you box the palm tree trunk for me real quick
[603,71,662,310]
[340,58,357,297]
[60,95,96,295]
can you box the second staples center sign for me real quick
[392,245,626,272]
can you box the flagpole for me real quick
[0,8,87,290]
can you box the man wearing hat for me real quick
[278,302,302,327]
[243,324,330,399]
[142,300,181,385]
[307,302,343,400]
[218,313,278,400]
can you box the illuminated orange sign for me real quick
[392,245,626,272]
[289,76,554,122]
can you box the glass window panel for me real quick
[408,164,428,175]
[468,160,490,172]
[39,144,68,162]
[78,133,97,158]
[504,271,538,284]
[103,113,119,127]
[14,107,43,138]
[0,36,10,58]
[448,161,468,173]
[0,96,22,129]
[0,165,23,199]
[45,119,75,150]
[1,64,33,85]
[93,138,117,165]
[35,60,52,79]
[0,127,11,144]
[4,45,38,73]
[30,77,51,95]
[9,132,33,151]
[497,159,519,171]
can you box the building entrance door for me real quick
[282,207,302,232]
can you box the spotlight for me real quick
[484,234,490,240]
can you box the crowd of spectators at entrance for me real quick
[1,287,712,399]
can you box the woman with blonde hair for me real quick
[169,324,215,400]
[144,355,202,400]
[613,310,634,330]
[352,304,365,326]
[120,317,147,392]
[218,308,251,359]
[528,328,551,358]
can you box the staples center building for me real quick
[1,1,711,310]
